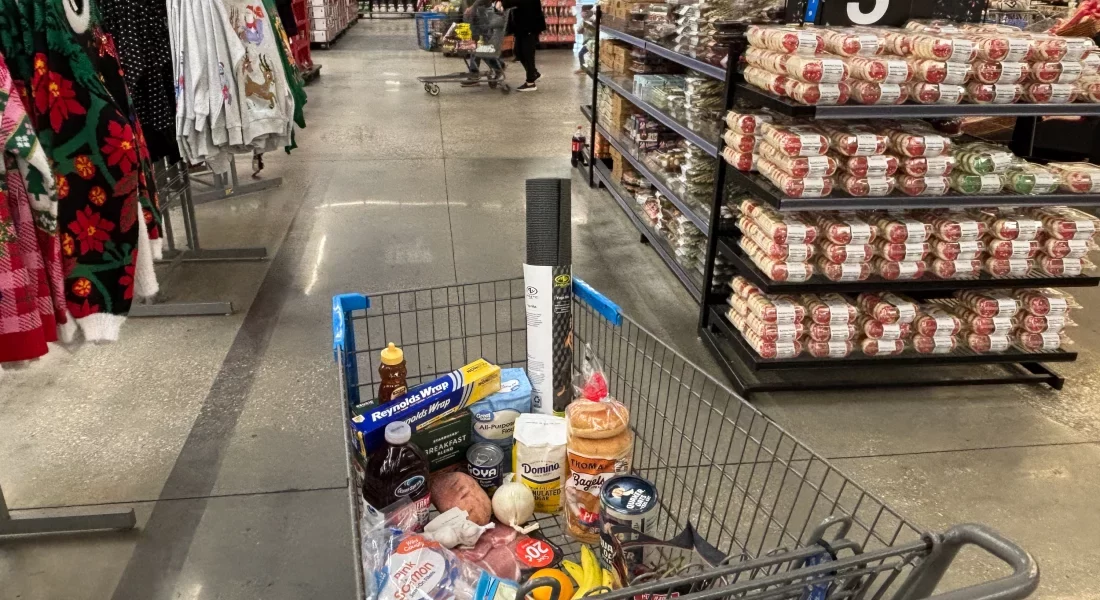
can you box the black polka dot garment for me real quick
[98,0,175,137]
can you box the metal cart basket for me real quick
[332,277,1039,600]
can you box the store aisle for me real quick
[2,17,1100,600]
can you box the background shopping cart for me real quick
[417,6,513,94]
[332,277,1039,600]
[415,11,462,51]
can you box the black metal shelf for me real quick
[599,25,726,81]
[735,82,1100,120]
[581,105,709,231]
[708,306,1077,371]
[728,168,1100,212]
[719,237,1100,294]
[597,73,720,157]
[593,160,704,302]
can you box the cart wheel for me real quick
[427,84,440,96]
[500,83,511,94]
[488,80,498,89]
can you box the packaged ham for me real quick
[747,25,825,55]
[833,153,899,178]
[807,340,855,357]
[857,291,919,324]
[839,173,896,196]
[907,33,977,62]
[1044,162,1100,194]
[819,240,874,264]
[849,81,910,105]
[722,148,758,172]
[897,174,949,196]
[1030,206,1099,240]
[739,217,815,261]
[785,79,851,105]
[746,48,850,83]
[722,131,762,153]
[927,213,987,241]
[885,123,953,157]
[876,240,929,261]
[898,154,955,176]
[815,213,877,244]
[844,55,912,82]
[970,34,1032,62]
[857,316,912,340]
[953,142,1016,175]
[1022,82,1079,103]
[1014,288,1073,316]
[823,28,885,57]
[986,239,1039,259]
[740,237,815,282]
[758,142,838,177]
[725,110,773,135]
[803,293,859,324]
[954,289,1020,317]
[872,257,927,280]
[1037,255,1090,276]
[948,172,1004,195]
[733,313,805,358]
[912,334,957,354]
[815,256,872,281]
[908,82,966,104]
[757,158,835,198]
[1002,163,1059,195]
[744,66,790,95]
[872,214,932,243]
[818,123,889,157]
[965,82,1022,104]
[1076,76,1100,101]
[953,306,1015,335]
[982,211,1043,241]
[907,58,971,84]
[971,61,1029,84]
[1027,60,1083,84]
[861,337,905,355]
[931,257,982,278]
[1017,312,1069,334]
[1039,237,1092,259]
[760,122,830,157]
[742,308,806,342]
[1015,331,1066,351]
[931,238,984,260]
[913,306,961,337]
[966,333,1012,353]
[739,199,819,243]
[984,257,1033,277]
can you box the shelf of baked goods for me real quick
[592,159,705,302]
[598,73,720,156]
[582,104,710,230]
[707,304,1077,370]
[600,24,727,81]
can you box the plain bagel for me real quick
[567,399,629,439]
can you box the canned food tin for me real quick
[467,443,504,494]
[599,474,658,568]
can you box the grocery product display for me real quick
[310,0,359,44]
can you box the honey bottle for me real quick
[378,343,408,404]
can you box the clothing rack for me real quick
[129,161,269,318]
[0,483,135,536]
[189,154,284,206]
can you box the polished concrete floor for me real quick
[1,18,1099,600]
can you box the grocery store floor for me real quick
[2,17,1100,600]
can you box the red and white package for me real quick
[1077,76,1100,102]
[966,333,1012,353]
[730,275,762,299]
[986,238,1039,259]
[1031,205,1099,240]
[815,256,872,281]
[819,123,889,157]
[1039,237,1092,259]
[807,340,854,357]
[818,240,874,264]
[907,33,976,62]
[849,81,909,105]
[984,257,1033,277]
[898,155,955,176]
[912,334,957,354]
[965,82,1022,104]
[844,55,912,82]
[914,306,962,337]
[1022,82,1078,103]
[1061,37,1095,61]
[723,148,758,172]
[885,124,953,157]
[758,159,835,198]
[857,291,919,324]
[784,79,851,105]
[807,321,858,341]
[1026,35,1069,62]
[740,291,807,324]
[815,213,877,244]
[971,33,1032,62]
[803,293,859,324]
[931,258,982,278]
[1028,60,1083,84]
[741,308,806,342]
[897,174,949,196]
[758,142,839,177]
[1017,312,1069,334]
[907,58,971,84]
[744,66,790,95]
[872,214,932,243]
[823,28,885,57]
[760,122,831,157]
[740,237,815,282]
[1037,255,1088,276]
[930,238,984,260]
[1083,53,1100,75]
[1014,288,1072,316]
[725,110,773,135]
[857,316,912,340]
[722,131,762,153]
[861,337,905,355]
[833,153,899,178]
[876,240,929,261]
[1044,163,1100,195]
[740,217,815,261]
[1015,331,1065,352]
[908,82,966,104]
[953,306,1015,335]
[883,30,913,56]
[746,47,850,83]
[928,213,987,242]
[981,213,1042,241]
[971,61,1029,84]
[955,290,1019,317]
[730,311,805,359]
[872,257,927,280]
[839,173,897,196]
[747,25,825,55]
[739,199,819,243]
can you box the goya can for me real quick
[599,474,658,568]
[467,443,504,495]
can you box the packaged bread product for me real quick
[807,321,858,342]
[971,61,1029,84]
[1031,206,1099,240]
[898,155,955,176]
[807,340,854,357]
[1083,53,1100,75]
[981,211,1042,240]
[834,153,899,178]
[897,174,949,196]
[784,79,851,105]
[861,337,905,355]
[952,306,1014,335]
[760,122,831,157]
[739,199,819,243]
[722,148,758,172]
[971,33,1032,62]
[1076,76,1100,101]
[966,333,1012,353]
[857,315,912,340]
[1039,237,1092,259]
[819,123,889,157]
[1028,60,1083,84]
[740,292,807,324]
[803,293,858,324]
[872,257,927,280]
[965,82,1022,104]
[1026,35,1069,62]
[740,217,815,261]
[849,81,909,105]
[907,33,976,62]
[984,257,1033,277]
[1014,288,1072,316]
[722,131,762,153]
[913,306,962,336]
[927,213,987,241]
[819,240,874,264]
[948,172,1004,194]
[1017,312,1069,334]
[730,275,763,299]
[986,239,1039,259]
[844,55,912,82]
[725,110,773,134]
[740,237,815,282]
[823,28,885,56]
[857,292,918,324]
[1037,255,1088,276]
[885,124,953,157]
[815,212,877,244]
[1061,36,1096,61]
[905,19,961,33]
[1002,163,1059,195]
[759,142,839,177]
[744,65,790,95]
[876,240,929,261]
[907,58,971,84]
[954,289,1020,317]
[908,82,965,104]
[815,256,872,281]
[839,173,896,196]
[953,142,1015,175]
[930,238,984,260]
[883,30,913,56]
[1044,162,1100,194]
[746,47,850,83]
[931,257,982,278]
[738,327,805,359]
[757,158,834,198]
[565,400,632,542]
[746,25,825,55]
[742,309,805,341]
[1021,82,1078,103]
[1015,331,1065,351]
[873,214,933,243]
[912,334,957,354]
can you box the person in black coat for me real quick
[499,0,546,90]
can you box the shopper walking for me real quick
[499,0,546,91]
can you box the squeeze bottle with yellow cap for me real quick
[377,343,408,404]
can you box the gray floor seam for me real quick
[824,438,1100,461]
[6,485,349,514]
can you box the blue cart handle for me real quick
[573,277,623,326]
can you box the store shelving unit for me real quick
[580,4,1100,397]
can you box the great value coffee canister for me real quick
[599,474,657,567]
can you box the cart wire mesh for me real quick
[332,277,1038,600]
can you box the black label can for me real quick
[599,474,658,569]
[467,442,504,494]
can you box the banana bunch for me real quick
[561,545,615,598]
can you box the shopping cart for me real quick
[417,6,513,94]
[332,277,1040,600]
[415,11,462,51]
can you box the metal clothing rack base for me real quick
[189,154,284,206]
[0,484,135,536]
